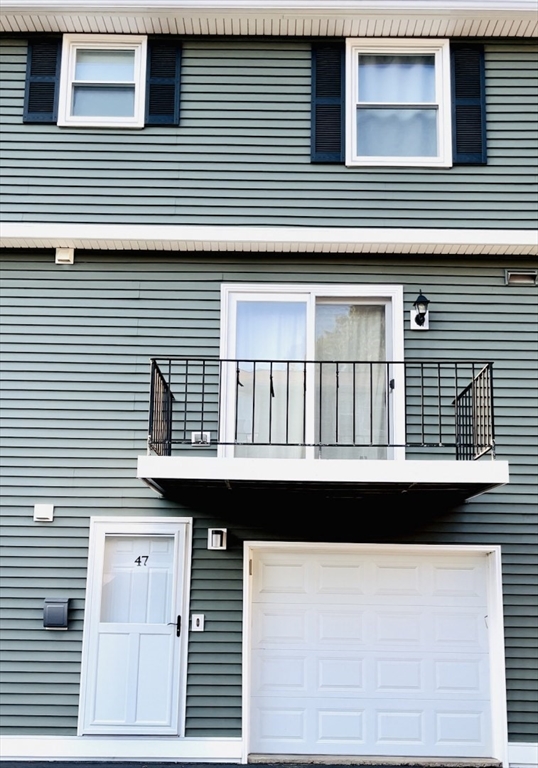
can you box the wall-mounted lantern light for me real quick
[411,290,431,331]
[207,528,227,550]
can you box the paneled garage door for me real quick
[249,548,493,758]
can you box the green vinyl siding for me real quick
[0,251,537,742]
[0,39,537,228]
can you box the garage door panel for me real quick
[253,605,308,646]
[372,564,422,596]
[435,708,490,748]
[317,563,365,595]
[252,697,367,752]
[431,563,487,598]
[432,609,488,651]
[252,651,365,698]
[254,605,488,653]
[252,697,492,756]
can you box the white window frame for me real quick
[58,34,147,128]
[220,283,405,460]
[345,38,452,168]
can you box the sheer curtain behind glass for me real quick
[357,55,437,157]
[316,304,387,459]
[234,301,306,458]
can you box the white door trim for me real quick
[78,516,193,737]
[241,542,508,766]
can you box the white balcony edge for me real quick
[137,455,509,488]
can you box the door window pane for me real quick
[101,536,174,624]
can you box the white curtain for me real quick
[234,301,306,458]
[357,55,437,157]
[315,304,387,459]
[358,55,435,103]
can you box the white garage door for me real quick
[249,548,493,758]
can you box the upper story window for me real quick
[345,39,452,168]
[57,35,147,128]
[311,39,487,166]
[24,35,181,127]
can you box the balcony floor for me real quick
[137,456,509,502]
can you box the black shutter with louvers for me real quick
[311,43,345,163]
[23,38,61,123]
[451,44,487,164]
[146,39,181,125]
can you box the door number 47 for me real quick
[134,556,149,566]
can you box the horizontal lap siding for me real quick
[0,40,537,227]
[0,252,536,740]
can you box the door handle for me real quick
[176,615,181,637]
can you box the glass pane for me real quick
[358,55,435,103]
[101,536,174,624]
[316,304,387,459]
[75,49,135,81]
[357,108,437,157]
[72,85,135,117]
[235,300,307,459]
[236,301,307,361]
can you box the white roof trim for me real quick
[1,223,537,256]
[2,0,537,36]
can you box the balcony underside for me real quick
[137,456,509,502]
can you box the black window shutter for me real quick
[146,39,181,126]
[311,43,345,163]
[23,38,61,123]
[451,44,487,164]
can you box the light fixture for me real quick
[207,528,227,550]
[411,290,431,330]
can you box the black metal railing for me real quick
[147,357,495,460]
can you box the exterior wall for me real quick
[0,251,536,742]
[0,38,537,229]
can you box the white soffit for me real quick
[1,1,538,37]
[1,223,537,256]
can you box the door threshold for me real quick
[247,757,501,768]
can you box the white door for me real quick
[221,285,403,459]
[79,518,191,735]
[249,548,493,758]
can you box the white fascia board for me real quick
[3,0,537,11]
[1,1,537,37]
[137,455,510,487]
[2,223,537,256]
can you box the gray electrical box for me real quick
[43,597,69,630]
